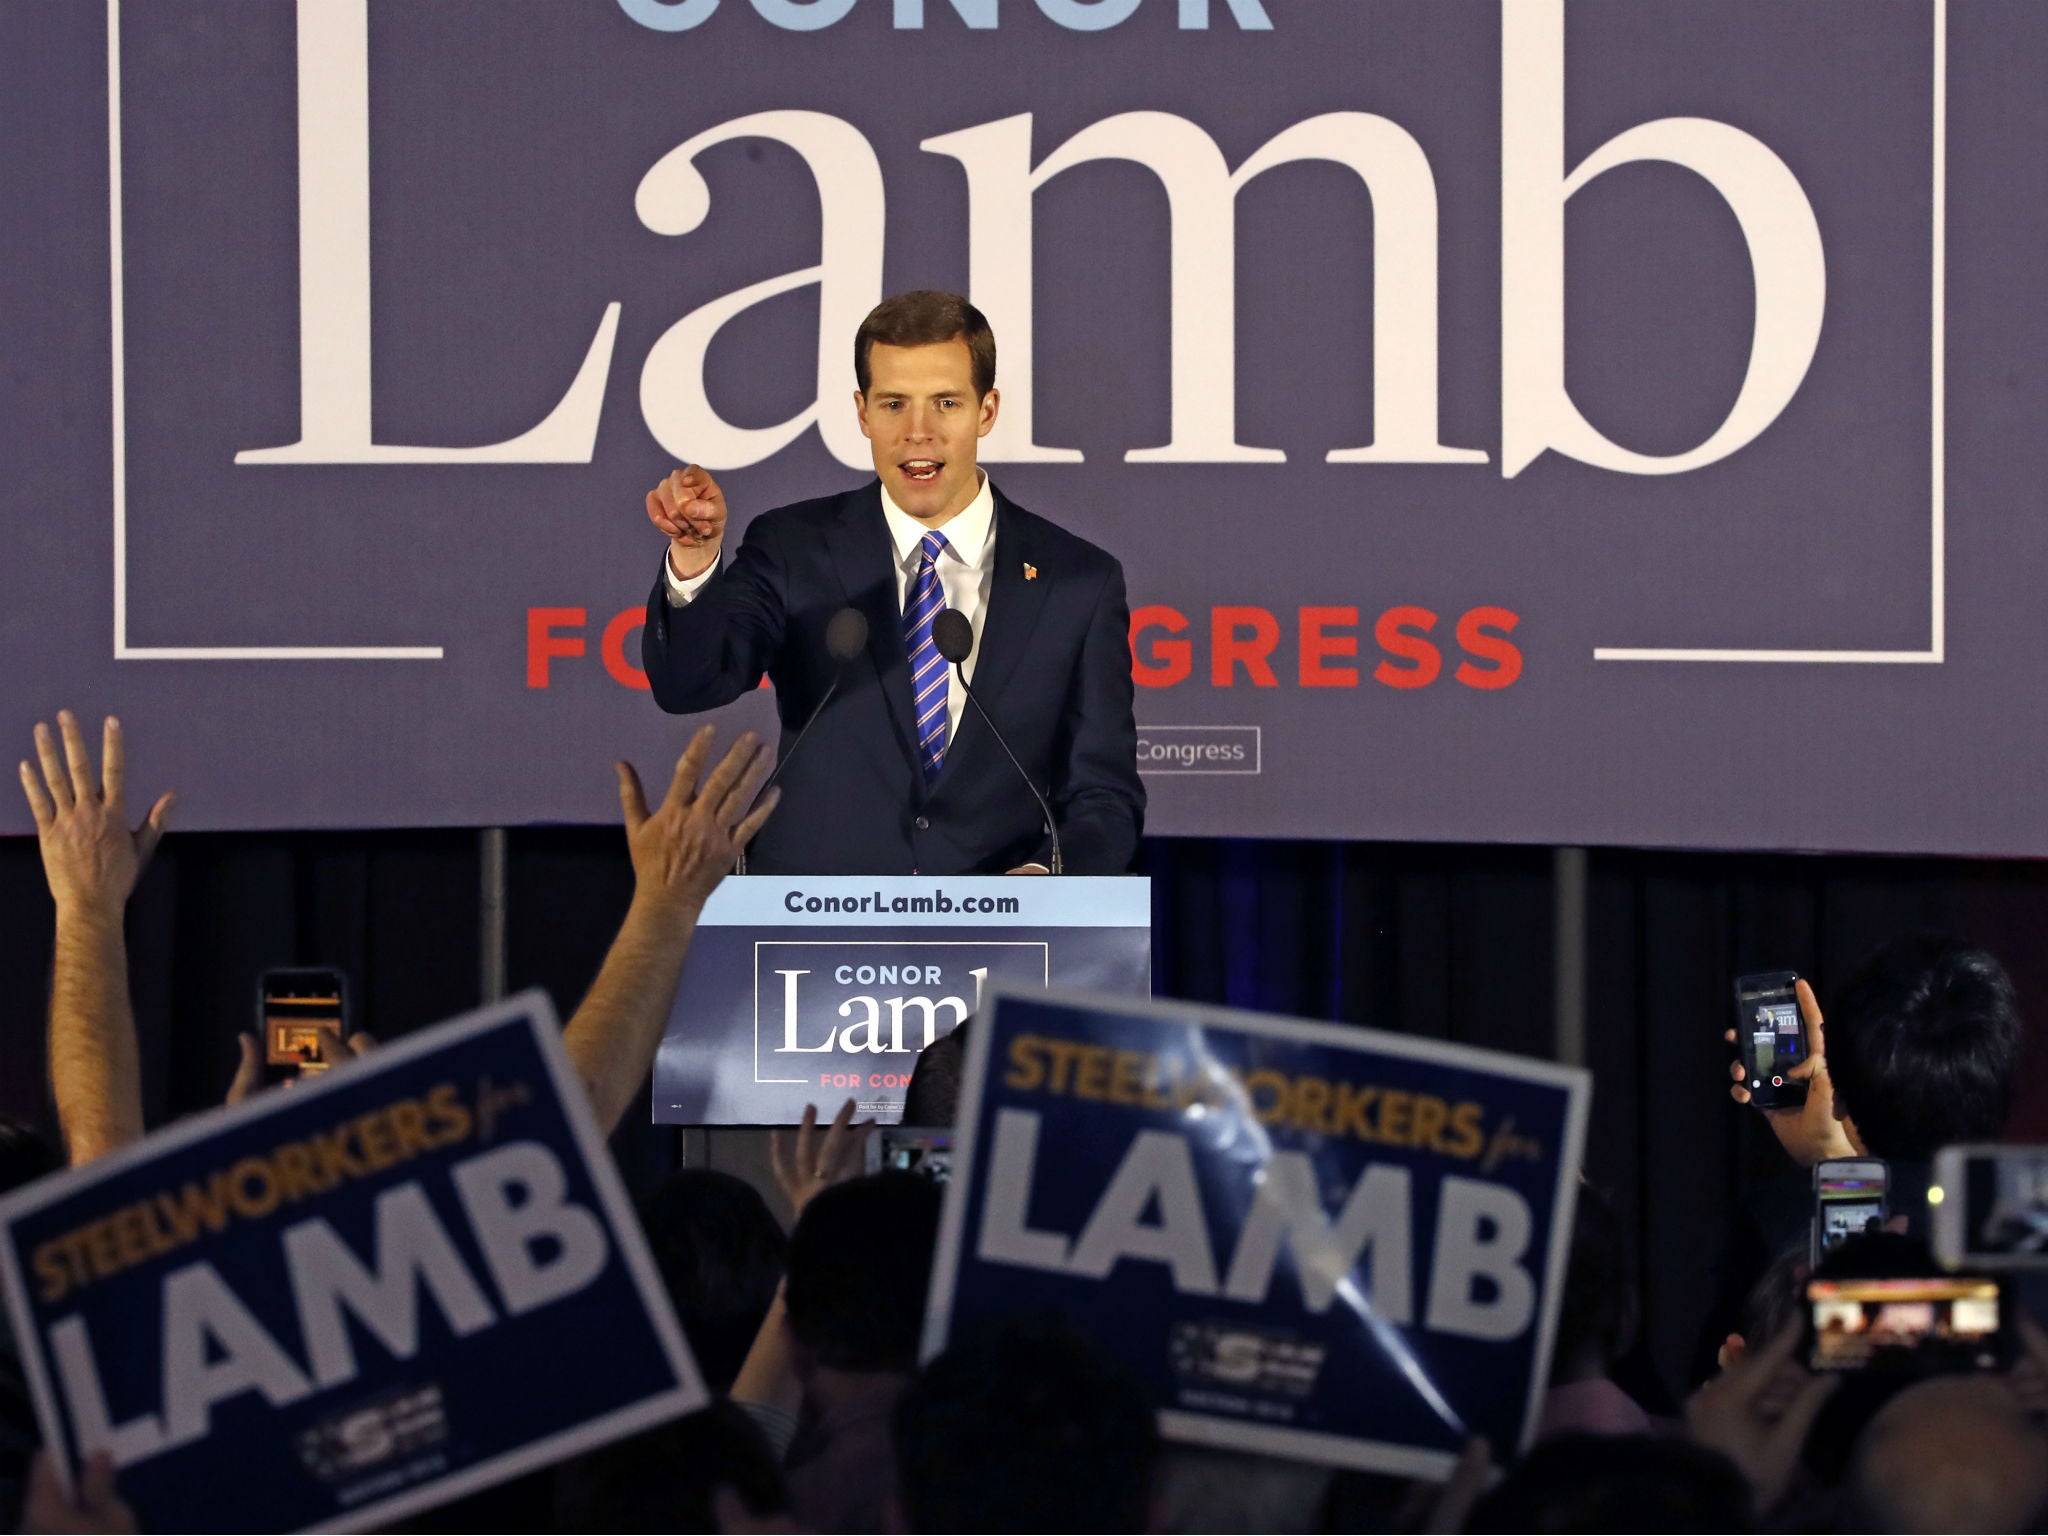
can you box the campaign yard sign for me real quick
[0,993,707,1533]
[923,987,1591,1476]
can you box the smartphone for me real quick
[1733,971,1808,1110]
[1813,1158,1889,1265]
[866,1126,952,1184]
[1805,1273,2007,1374]
[258,967,350,1083]
[1933,1144,2048,1270]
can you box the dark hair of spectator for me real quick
[1549,1178,1636,1384]
[633,1170,788,1394]
[855,291,997,397]
[1824,935,2021,1162]
[552,1401,787,1533]
[783,1172,941,1373]
[896,1311,1160,1534]
[1467,1433,1756,1534]
[0,1118,58,1197]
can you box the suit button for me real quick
[915,815,930,831]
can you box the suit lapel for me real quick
[823,485,922,766]
[967,492,1053,721]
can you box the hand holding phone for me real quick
[1815,1158,1889,1266]
[1726,973,1859,1167]
[1805,1273,2009,1374]
[257,968,351,1085]
[1732,972,1810,1109]
[1933,1146,2048,1270]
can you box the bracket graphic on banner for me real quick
[923,985,1591,1475]
[0,992,706,1533]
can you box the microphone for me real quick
[932,608,1064,876]
[735,607,868,876]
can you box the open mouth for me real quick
[899,459,943,485]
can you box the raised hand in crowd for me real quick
[1724,977,1857,1167]
[18,713,174,1165]
[19,1450,135,1535]
[561,726,775,1136]
[647,465,729,583]
[727,1099,874,1433]
[769,1098,872,1221]
[1684,1317,1836,1518]
[223,1025,379,1106]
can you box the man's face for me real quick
[855,338,999,523]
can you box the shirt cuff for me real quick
[664,546,719,604]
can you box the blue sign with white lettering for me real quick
[923,987,1590,1475]
[0,994,706,1533]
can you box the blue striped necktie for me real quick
[904,530,951,782]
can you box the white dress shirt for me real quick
[665,472,997,747]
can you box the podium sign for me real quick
[654,877,1151,1125]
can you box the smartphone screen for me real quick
[1806,1276,2003,1373]
[1734,972,1807,1109]
[1935,1146,2048,1267]
[260,968,348,1078]
[868,1127,952,1183]
[1815,1161,1888,1263]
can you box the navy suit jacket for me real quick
[642,482,1144,875]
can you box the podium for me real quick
[653,876,1151,1125]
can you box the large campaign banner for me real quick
[0,994,707,1533]
[655,875,1151,1122]
[5,1,2044,856]
[923,986,1590,1474]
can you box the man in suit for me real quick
[641,291,1143,876]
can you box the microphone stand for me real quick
[733,673,842,877]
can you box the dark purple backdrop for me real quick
[3,0,2040,856]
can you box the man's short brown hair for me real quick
[854,290,996,397]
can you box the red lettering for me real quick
[1373,606,1441,688]
[1130,605,1191,687]
[526,608,586,688]
[1211,607,1280,687]
[602,609,650,691]
[1298,606,1360,687]
[1455,606,1523,689]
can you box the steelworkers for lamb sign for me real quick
[3,1,2031,856]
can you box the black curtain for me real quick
[5,828,2046,1400]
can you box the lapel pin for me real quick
[1023,562,1038,581]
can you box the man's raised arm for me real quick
[18,713,173,1165]
[562,726,777,1135]
[641,465,790,715]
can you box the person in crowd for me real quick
[640,290,1144,876]
[1840,1374,2048,1534]
[1726,936,2021,1209]
[16,712,776,1148]
[893,1311,1161,1534]
[1538,1179,1654,1439]
[1153,1445,1332,1536]
[1466,1433,1755,1533]
[636,1170,789,1395]
[1714,1247,1809,1372]
[551,1400,788,1534]
[1704,936,2025,1379]
[17,713,172,1165]
[739,1171,939,1534]
[1684,1316,1839,1524]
